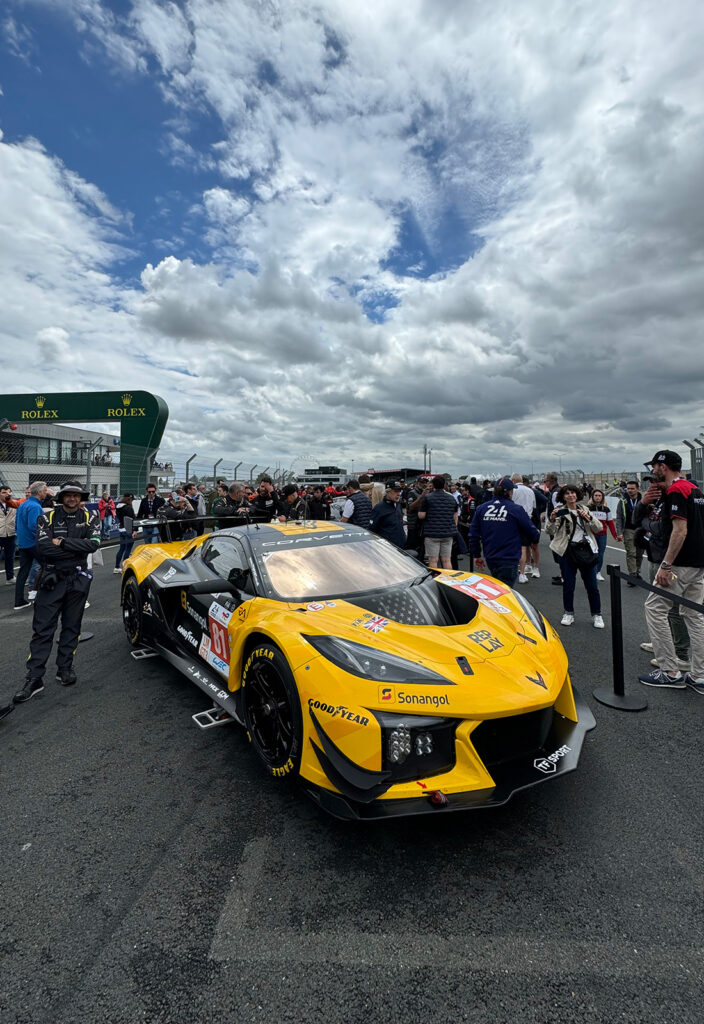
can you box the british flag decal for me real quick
[362,616,389,634]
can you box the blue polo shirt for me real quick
[15,496,45,550]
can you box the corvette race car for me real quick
[121,520,595,820]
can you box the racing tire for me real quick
[121,575,144,646]
[242,642,303,779]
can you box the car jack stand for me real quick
[192,706,236,729]
[130,647,160,660]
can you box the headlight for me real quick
[372,711,458,781]
[511,591,547,639]
[303,634,453,685]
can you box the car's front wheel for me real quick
[121,575,144,646]
[242,642,303,778]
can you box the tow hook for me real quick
[428,790,449,808]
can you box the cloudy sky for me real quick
[2,0,704,478]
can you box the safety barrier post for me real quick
[593,564,648,711]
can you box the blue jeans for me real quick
[142,526,160,544]
[596,531,608,573]
[486,559,519,587]
[115,535,135,568]
[558,555,601,614]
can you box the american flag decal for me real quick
[363,616,389,634]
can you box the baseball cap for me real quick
[496,476,515,491]
[648,450,682,471]
[385,480,403,491]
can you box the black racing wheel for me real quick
[121,576,144,646]
[242,642,303,778]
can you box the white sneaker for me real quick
[28,590,37,601]
[560,613,574,626]
[524,566,533,577]
[113,567,122,574]
[518,573,529,584]
[531,567,540,578]
[593,614,605,629]
[640,642,654,652]
[596,572,605,581]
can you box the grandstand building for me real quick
[0,422,121,497]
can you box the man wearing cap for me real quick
[469,477,540,587]
[13,481,101,704]
[638,451,704,694]
[369,481,406,549]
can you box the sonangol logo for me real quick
[534,745,571,774]
[379,686,394,702]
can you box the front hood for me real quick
[289,591,567,716]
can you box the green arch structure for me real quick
[0,390,169,495]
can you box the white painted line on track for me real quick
[209,837,700,975]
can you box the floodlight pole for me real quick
[84,436,103,495]
[185,453,197,483]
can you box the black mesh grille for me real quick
[471,708,554,773]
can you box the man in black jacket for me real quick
[249,476,286,521]
[14,481,101,702]
[369,481,406,548]
[211,482,252,527]
[136,484,165,543]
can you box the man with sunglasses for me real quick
[136,485,165,543]
[638,450,704,694]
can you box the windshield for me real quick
[258,536,421,601]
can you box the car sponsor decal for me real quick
[378,685,450,708]
[209,601,233,627]
[362,615,389,634]
[308,699,370,726]
[181,591,208,629]
[534,745,571,773]
[437,573,512,614]
[186,664,229,702]
[208,620,230,664]
[177,624,199,648]
[467,629,503,653]
[162,566,177,581]
[307,602,325,611]
[199,635,229,679]
[526,672,547,689]
[324,601,337,607]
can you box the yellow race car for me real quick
[121,521,595,820]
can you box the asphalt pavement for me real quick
[1,538,702,1024]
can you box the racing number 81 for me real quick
[210,621,230,662]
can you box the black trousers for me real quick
[26,573,91,680]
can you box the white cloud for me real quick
[2,0,704,476]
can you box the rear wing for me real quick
[133,510,273,544]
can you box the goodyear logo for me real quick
[243,647,274,676]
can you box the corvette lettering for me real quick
[534,745,571,773]
[309,699,369,726]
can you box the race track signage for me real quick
[0,390,169,495]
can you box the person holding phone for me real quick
[546,485,604,628]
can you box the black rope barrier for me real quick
[593,563,704,711]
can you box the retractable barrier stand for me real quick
[593,564,648,711]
